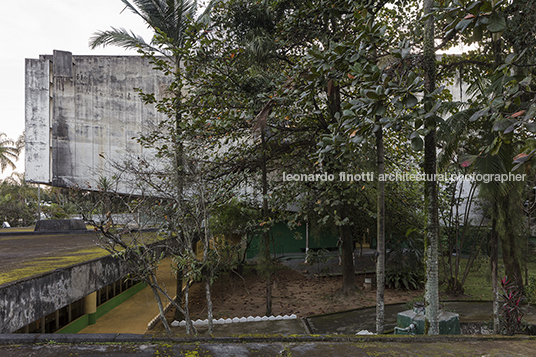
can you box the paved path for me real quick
[79,258,177,334]
[2,335,536,356]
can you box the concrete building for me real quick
[0,230,140,334]
[25,50,169,193]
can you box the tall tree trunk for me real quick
[183,281,195,335]
[327,81,356,294]
[491,201,500,334]
[376,126,385,334]
[261,129,272,316]
[499,194,524,292]
[205,278,214,333]
[423,0,440,335]
[173,58,186,323]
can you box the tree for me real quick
[422,0,440,335]
[0,133,23,174]
[436,0,536,333]
[90,0,218,326]
[0,173,37,226]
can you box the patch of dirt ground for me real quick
[168,258,422,321]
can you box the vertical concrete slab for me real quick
[25,58,51,184]
[52,50,75,187]
[26,50,168,192]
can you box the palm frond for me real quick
[437,108,478,169]
[475,144,518,197]
[89,27,161,54]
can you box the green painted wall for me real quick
[246,222,339,259]
[55,282,147,334]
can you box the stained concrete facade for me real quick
[0,255,130,333]
[25,50,169,192]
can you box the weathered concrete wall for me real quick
[0,255,130,333]
[25,58,51,183]
[25,50,169,192]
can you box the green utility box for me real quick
[395,309,461,335]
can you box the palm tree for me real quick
[0,133,23,174]
[89,0,212,61]
[89,0,217,335]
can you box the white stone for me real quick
[239,317,247,323]
[261,316,269,321]
[246,316,256,322]
[289,314,297,319]
[268,316,276,321]
[232,317,241,323]
[224,318,233,324]
[254,316,262,322]
[356,330,374,335]
[179,321,186,327]
[171,320,180,327]
[282,315,291,320]
[215,318,226,324]
[275,315,283,320]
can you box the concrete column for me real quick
[83,292,97,325]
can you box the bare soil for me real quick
[171,258,422,321]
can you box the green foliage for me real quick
[0,174,37,226]
[524,275,536,304]
[500,275,526,335]
[386,269,424,290]
[385,228,425,290]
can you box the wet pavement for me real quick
[2,334,536,356]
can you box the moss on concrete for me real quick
[0,247,108,285]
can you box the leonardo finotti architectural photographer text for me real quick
[282,171,527,183]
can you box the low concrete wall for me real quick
[0,255,130,333]
[34,219,87,232]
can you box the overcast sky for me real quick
[0,0,155,178]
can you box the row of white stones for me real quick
[171,314,298,327]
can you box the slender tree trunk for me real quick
[491,202,500,334]
[205,278,214,333]
[261,129,272,316]
[173,58,186,324]
[174,268,184,320]
[150,274,172,335]
[376,126,385,334]
[183,281,195,335]
[423,0,439,335]
[327,81,356,294]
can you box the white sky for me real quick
[0,0,154,178]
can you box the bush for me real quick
[500,276,526,335]
[386,269,424,290]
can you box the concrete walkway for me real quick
[3,334,536,356]
[79,258,177,334]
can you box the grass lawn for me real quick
[438,256,536,300]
